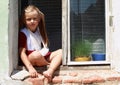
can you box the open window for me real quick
[8,0,120,77]
[8,0,120,78]
[18,0,62,65]
[17,0,112,67]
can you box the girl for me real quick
[18,5,62,82]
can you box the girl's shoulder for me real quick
[20,28,27,33]
[19,31,26,39]
[20,28,30,37]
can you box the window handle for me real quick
[109,16,113,27]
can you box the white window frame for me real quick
[67,0,111,65]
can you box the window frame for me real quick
[67,0,111,65]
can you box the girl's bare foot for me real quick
[43,69,54,82]
[38,74,45,80]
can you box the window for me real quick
[68,0,110,65]
[18,0,62,65]
[8,0,120,75]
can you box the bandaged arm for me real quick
[39,47,49,56]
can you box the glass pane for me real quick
[70,0,105,61]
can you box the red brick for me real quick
[52,76,62,84]
[64,77,81,83]
[25,77,44,85]
[69,72,78,77]
[82,75,105,84]
[107,77,120,81]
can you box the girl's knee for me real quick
[57,49,62,55]
[55,49,62,59]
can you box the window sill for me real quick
[67,61,110,65]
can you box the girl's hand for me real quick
[28,67,38,78]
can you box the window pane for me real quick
[70,0,105,61]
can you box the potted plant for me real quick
[72,41,92,61]
[91,53,105,61]
[91,39,106,61]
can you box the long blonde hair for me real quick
[19,5,49,46]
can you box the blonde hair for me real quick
[19,5,49,46]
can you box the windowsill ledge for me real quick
[11,65,120,85]
[52,69,120,84]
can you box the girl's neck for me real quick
[26,27,37,33]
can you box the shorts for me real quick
[44,52,51,61]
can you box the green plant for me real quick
[72,41,92,57]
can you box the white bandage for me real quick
[39,47,49,56]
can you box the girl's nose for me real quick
[31,19,34,22]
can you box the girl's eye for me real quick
[26,18,38,21]
[33,18,37,21]
[26,17,38,22]
[26,18,31,21]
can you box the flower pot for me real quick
[74,56,91,61]
[92,53,105,61]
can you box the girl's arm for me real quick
[19,47,38,78]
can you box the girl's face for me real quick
[24,10,40,32]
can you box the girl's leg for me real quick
[28,51,49,66]
[43,49,62,80]
[28,49,62,82]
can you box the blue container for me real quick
[92,53,105,61]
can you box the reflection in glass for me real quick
[70,0,105,61]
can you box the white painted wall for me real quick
[111,0,120,71]
[0,0,18,77]
[0,0,9,76]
